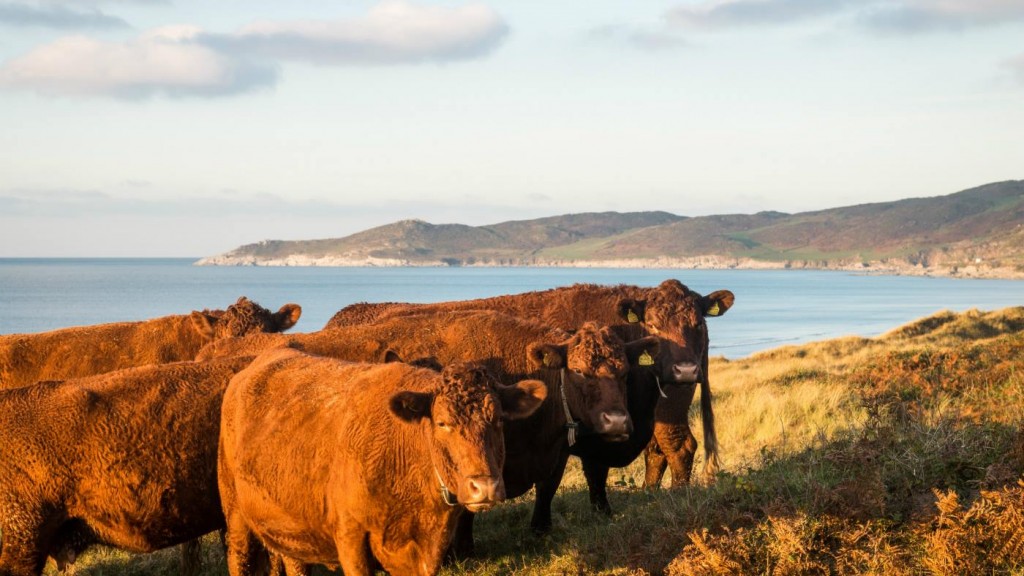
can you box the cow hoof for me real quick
[530,523,552,536]
[446,536,475,562]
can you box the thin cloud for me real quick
[0,189,342,217]
[667,0,852,29]
[0,25,279,99]
[863,0,1024,34]
[1006,52,1024,83]
[666,0,1024,33]
[0,2,128,29]
[0,189,529,221]
[587,24,688,51]
[205,1,509,66]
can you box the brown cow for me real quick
[200,309,653,551]
[0,296,301,390]
[217,348,546,576]
[0,356,255,576]
[325,279,733,486]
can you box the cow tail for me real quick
[700,377,720,481]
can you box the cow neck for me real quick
[427,399,459,508]
[559,369,578,447]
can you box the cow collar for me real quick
[654,374,669,399]
[559,369,579,447]
[434,466,458,507]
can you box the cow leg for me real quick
[449,512,475,559]
[666,432,698,487]
[223,512,263,576]
[581,458,612,515]
[269,555,309,576]
[529,449,571,534]
[179,539,202,576]
[0,513,51,576]
[649,383,699,487]
[651,422,698,487]
[334,530,373,576]
[643,439,669,488]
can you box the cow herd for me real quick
[0,280,734,576]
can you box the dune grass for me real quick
[37,307,1024,575]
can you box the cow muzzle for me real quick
[597,410,632,441]
[460,475,504,512]
[672,361,701,383]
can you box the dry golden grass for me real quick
[36,306,1024,575]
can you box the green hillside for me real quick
[197,181,1024,276]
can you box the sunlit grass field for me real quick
[36,307,1024,575]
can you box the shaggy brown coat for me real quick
[326,280,733,486]
[0,296,301,390]
[217,348,546,576]
[0,356,254,576]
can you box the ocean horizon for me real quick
[1,258,1021,359]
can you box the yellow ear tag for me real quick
[627,310,640,323]
[638,351,654,366]
[543,352,555,367]
[707,302,721,317]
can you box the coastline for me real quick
[193,254,1024,280]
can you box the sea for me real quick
[0,258,1021,359]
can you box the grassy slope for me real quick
[542,181,1024,267]
[42,308,1024,575]
[208,181,1024,272]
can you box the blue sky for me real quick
[1,0,1022,257]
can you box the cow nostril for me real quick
[673,362,700,383]
[600,411,632,433]
[464,476,501,503]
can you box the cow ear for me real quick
[383,349,404,363]
[527,343,566,370]
[702,290,735,318]
[625,336,661,367]
[274,304,302,332]
[190,311,218,341]
[617,299,646,324]
[498,379,547,421]
[389,391,434,423]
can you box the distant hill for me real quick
[196,181,1024,278]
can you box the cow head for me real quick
[190,297,302,341]
[617,279,733,384]
[528,322,633,441]
[389,362,546,512]
[624,334,687,399]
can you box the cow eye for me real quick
[572,368,584,375]
[436,422,450,430]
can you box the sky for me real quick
[1,0,1022,257]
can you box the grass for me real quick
[35,307,1024,575]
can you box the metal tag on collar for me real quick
[435,467,458,507]
[440,484,458,507]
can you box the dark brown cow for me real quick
[218,348,546,576]
[0,356,254,576]
[0,296,301,390]
[569,337,666,514]
[325,279,733,486]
